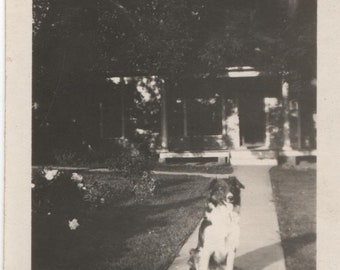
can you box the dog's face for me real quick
[208,177,245,207]
[226,176,245,206]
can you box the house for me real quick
[102,66,316,165]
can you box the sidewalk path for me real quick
[152,170,232,178]
[168,166,286,270]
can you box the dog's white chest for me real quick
[204,205,239,248]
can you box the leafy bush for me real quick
[52,149,90,167]
[32,169,135,217]
[130,171,156,200]
[82,176,132,205]
[36,137,157,203]
[104,143,151,176]
[101,141,156,200]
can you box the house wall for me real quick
[166,76,283,150]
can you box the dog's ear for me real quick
[234,177,245,189]
[228,176,245,189]
[208,178,218,190]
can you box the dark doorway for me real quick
[238,91,265,146]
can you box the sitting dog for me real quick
[189,176,245,270]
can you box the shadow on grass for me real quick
[156,177,201,189]
[33,196,206,270]
[281,232,316,257]
[234,233,316,270]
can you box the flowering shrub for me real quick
[32,167,156,218]
[32,169,87,229]
[32,168,157,270]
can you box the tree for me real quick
[33,0,316,89]
[32,0,316,159]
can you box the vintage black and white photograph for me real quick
[30,0,316,269]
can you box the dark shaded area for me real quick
[270,167,316,270]
[32,174,210,270]
[234,233,316,270]
[282,233,316,258]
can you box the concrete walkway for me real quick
[168,166,286,270]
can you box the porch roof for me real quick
[107,66,270,83]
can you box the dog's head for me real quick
[208,176,245,207]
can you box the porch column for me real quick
[221,93,227,136]
[99,102,104,139]
[291,100,301,148]
[120,83,126,139]
[160,85,168,151]
[264,98,279,148]
[264,99,270,148]
[297,106,301,149]
[282,79,292,150]
[183,96,188,137]
[226,98,240,148]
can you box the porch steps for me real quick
[230,150,278,166]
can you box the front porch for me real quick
[157,68,315,164]
[104,67,316,164]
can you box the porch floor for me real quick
[158,148,316,166]
[158,150,231,164]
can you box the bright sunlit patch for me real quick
[32,102,39,110]
[71,172,83,182]
[136,128,148,135]
[227,71,260,77]
[109,77,121,84]
[43,169,59,181]
[218,66,262,78]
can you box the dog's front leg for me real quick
[196,250,210,270]
[225,250,235,270]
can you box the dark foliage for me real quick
[32,0,316,159]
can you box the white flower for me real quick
[77,183,84,189]
[149,185,155,192]
[131,149,140,157]
[47,212,51,216]
[71,172,83,182]
[100,198,105,204]
[32,102,39,110]
[82,186,86,190]
[43,169,59,181]
[31,183,35,188]
[68,218,80,230]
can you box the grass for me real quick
[32,172,212,270]
[270,167,316,270]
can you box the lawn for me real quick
[270,167,316,270]
[32,172,211,270]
